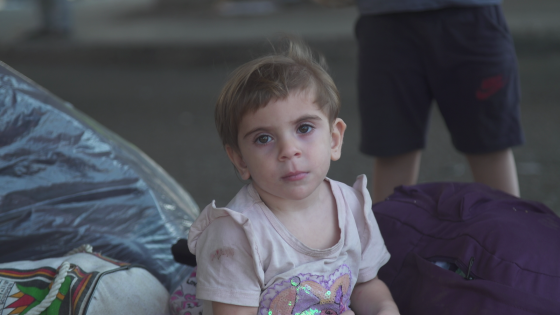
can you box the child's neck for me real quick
[254,180,327,213]
[255,180,340,250]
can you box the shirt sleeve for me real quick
[192,213,262,307]
[351,175,391,283]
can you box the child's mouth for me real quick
[282,171,308,181]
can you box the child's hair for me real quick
[215,38,341,152]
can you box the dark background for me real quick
[1,0,559,214]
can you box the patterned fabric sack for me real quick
[373,182,560,315]
[0,246,170,315]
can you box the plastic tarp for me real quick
[0,61,199,291]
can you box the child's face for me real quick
[226,90,346,204]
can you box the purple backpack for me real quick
[373,182,560,315]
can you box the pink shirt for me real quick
[188,175,390,315]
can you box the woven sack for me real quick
[0,247,170,315]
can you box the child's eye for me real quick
[297,124,313,134]
[255,135,272,144]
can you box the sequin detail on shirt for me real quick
[259,265,352,315]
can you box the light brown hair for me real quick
[215,38,341,152]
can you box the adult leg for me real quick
[356,14,432,203]
[466,148,519,197]
[373,150,422,203]
[428,6,523,197]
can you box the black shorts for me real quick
[356,5,524,157]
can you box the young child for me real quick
[187,39,399,315]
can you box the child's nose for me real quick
[278,137,302,161]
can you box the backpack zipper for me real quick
[428,255,477,280]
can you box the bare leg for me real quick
[465,148,520,197]
[372,150,422,203]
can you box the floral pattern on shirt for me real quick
[259,265,352,315]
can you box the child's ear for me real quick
[330,118,346,161]
[226,145,251,180]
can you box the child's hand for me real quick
[341,310,355,315]
[350,277,400,315]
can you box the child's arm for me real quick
[350,277,399,315]
[213,302,258,315]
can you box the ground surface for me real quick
[1,0,559,214]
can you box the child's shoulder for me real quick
[327,175,373,224]
[187,184,263,254]
[328,174,370,205]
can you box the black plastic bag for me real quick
[0,61,198,291]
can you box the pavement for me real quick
[0,0,358,65]
[1,0,560,65]
[0,0,559,214]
